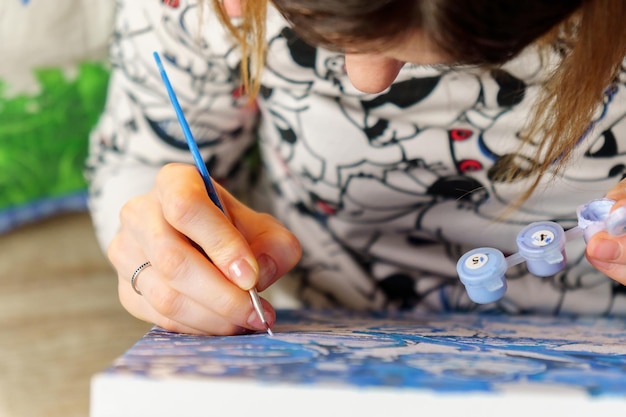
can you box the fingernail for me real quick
[247,308,272,331]
[257,254,277,288]
[591,238,621,261]
[228,258,257,290]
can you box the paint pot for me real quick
[516,221,566,277]
[576,198,626,242]
[456,247,507,304]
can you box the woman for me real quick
[88,0,626,335]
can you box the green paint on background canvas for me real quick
[0,62,109,209]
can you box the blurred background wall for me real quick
[0,0,112,232]
[0,2,151,416]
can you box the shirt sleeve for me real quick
[86,0,258,251]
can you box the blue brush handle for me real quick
[153,52,225,213]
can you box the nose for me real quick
[344,54,404,94]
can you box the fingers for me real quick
[156,163,302,291]
[110,219,275,335]
[107,162,299,335]
[586,231,626,285]
[225,194,302,290]
[587,178,626,286]
[119,266,245,336]
[118,263,274,335]
[155,164,260,291]
[108,174,275,335]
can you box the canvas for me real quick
[0,0,113,233]
[91,309,626,417]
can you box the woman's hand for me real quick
[586,179,626,285]
[107,163,302,335]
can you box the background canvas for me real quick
[0,2,151,416]
[0,0,113,233]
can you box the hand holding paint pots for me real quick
[577,198,626,241]
[457,198,626,304]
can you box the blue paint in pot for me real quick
[577,198,626,241]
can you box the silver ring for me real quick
[131,261,151,295]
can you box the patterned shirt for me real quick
[88,0,626,315]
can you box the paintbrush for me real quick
[153,51,273,336]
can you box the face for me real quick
[269,0,584,95]
[228,0,451,94]
[344,30,451,94]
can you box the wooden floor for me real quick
[0,213,152,417]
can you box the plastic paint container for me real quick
[456,247,507,304]
[515,221,566,277]
[456,198,626,305]
[577,198,623,242]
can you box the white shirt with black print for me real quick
[87,0,626,316]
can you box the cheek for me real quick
[344,55,404,94]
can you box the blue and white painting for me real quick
[104,309,626,397]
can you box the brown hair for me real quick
[212,0,626,208]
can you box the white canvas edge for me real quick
[90,373,625,417]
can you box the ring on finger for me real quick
[130,261,152,296]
